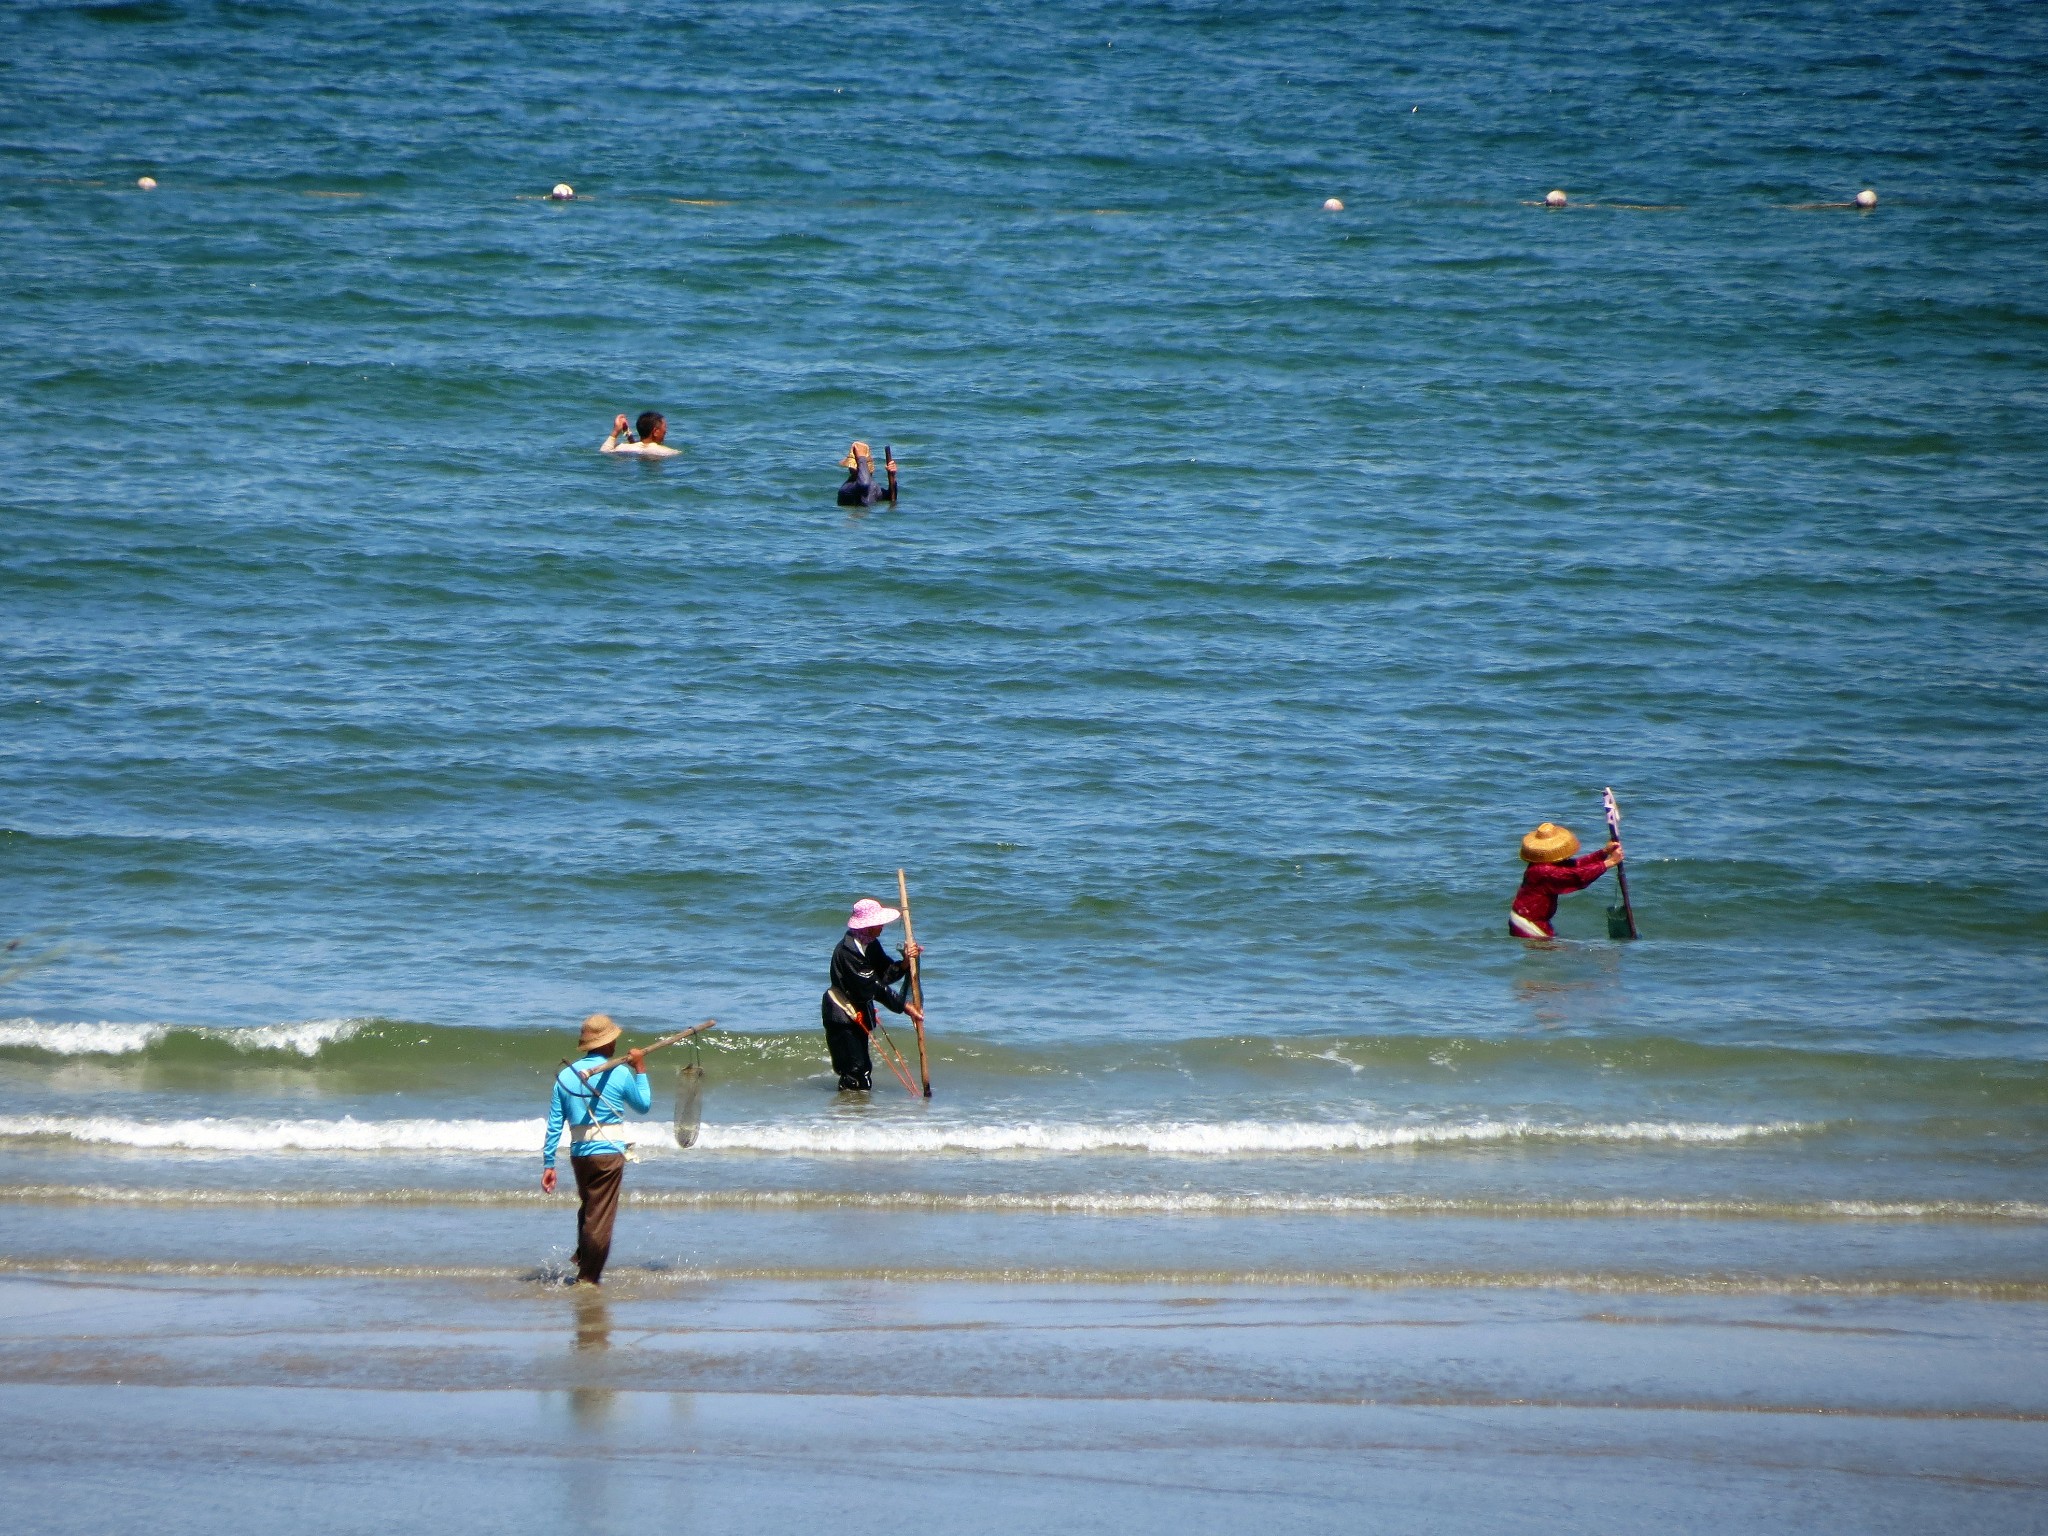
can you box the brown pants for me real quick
[571,1153,626,1284]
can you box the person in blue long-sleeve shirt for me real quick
[541,1012,652,1284]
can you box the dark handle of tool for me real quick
[1606,807,1638,939]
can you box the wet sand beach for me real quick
[4,1269,2045,1534]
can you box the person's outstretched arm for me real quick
[1552,844,1623,892]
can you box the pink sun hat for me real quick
[847,897,901,930]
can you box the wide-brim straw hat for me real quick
[847,897,900,930]
[579,1012,622,1050]
[838,440,872,470]
[1520,823,1580,864]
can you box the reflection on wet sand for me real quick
[569,1287,614,1429]
[0,1271,2041,1531]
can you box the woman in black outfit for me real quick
[820,896,923,1090]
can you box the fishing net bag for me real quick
[674,1060,705,1148]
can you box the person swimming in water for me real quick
[601,412,680,459]
[836,441,897,506]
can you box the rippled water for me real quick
[2,1,2046,1289]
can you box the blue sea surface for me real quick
[0,1,2045,1235]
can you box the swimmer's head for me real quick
[636,411,666,443]
[1854,188,1877,209]
[839,440,872,470]
[1545,189,1567,208]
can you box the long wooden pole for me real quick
[573,1019,717,1081]
[896,867,931,1098]
[641,1019,720,1056]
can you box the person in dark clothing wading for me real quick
[821,896,923,1090]
[836,441,898,507]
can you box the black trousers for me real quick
[571,1153,626,1283]
[821,997,872,1088]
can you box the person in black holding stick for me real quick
[836,441,897,506]
[821,897,923,1091]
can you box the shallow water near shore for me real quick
[3,0,2047,1525]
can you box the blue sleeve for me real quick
[543,1072,569,1167]
[625,1069,653,1114]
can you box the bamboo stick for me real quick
[573,1019,717,1081]
[897,868,931,1097]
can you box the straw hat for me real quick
[578,1012,622,1050]
[838,440,872,470]
[847,897,900,930]
[1520,823,1580,864]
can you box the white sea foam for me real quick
[12,1185,2041,1222]
[0,1016,366,1058]
[218,1018,366,1056]
[0,1115,554,1153]
[0,1113,1812,1157]
[693,1118,1813,1155]
[0,1019,169,1055]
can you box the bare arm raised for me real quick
[601,411,681,458]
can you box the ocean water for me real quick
[2,0,2047,1299]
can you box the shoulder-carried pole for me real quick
[1602,788,1639,940]
[896,867,931,1097]
[572,1019,717,1082]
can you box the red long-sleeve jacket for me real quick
[1510,852,1612,938]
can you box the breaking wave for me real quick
[0,1016,368,1059]
[0,1112,1814,1157]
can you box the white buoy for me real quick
[136,176,157,191]
[1545,189,1567,207]
[1854,188,1877,208]
[1322,197,1344,212]
[548,182,575,201]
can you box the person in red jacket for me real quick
[1510,822,1623,939]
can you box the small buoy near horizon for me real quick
[1545,189,1567,207]
[136,176,157,190]
[548,182,575,201]
[1855,188,1877,208]
[1323,197,1344,212]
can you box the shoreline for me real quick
[5,1256,2048,1302]
[4,1268,2045,1405]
